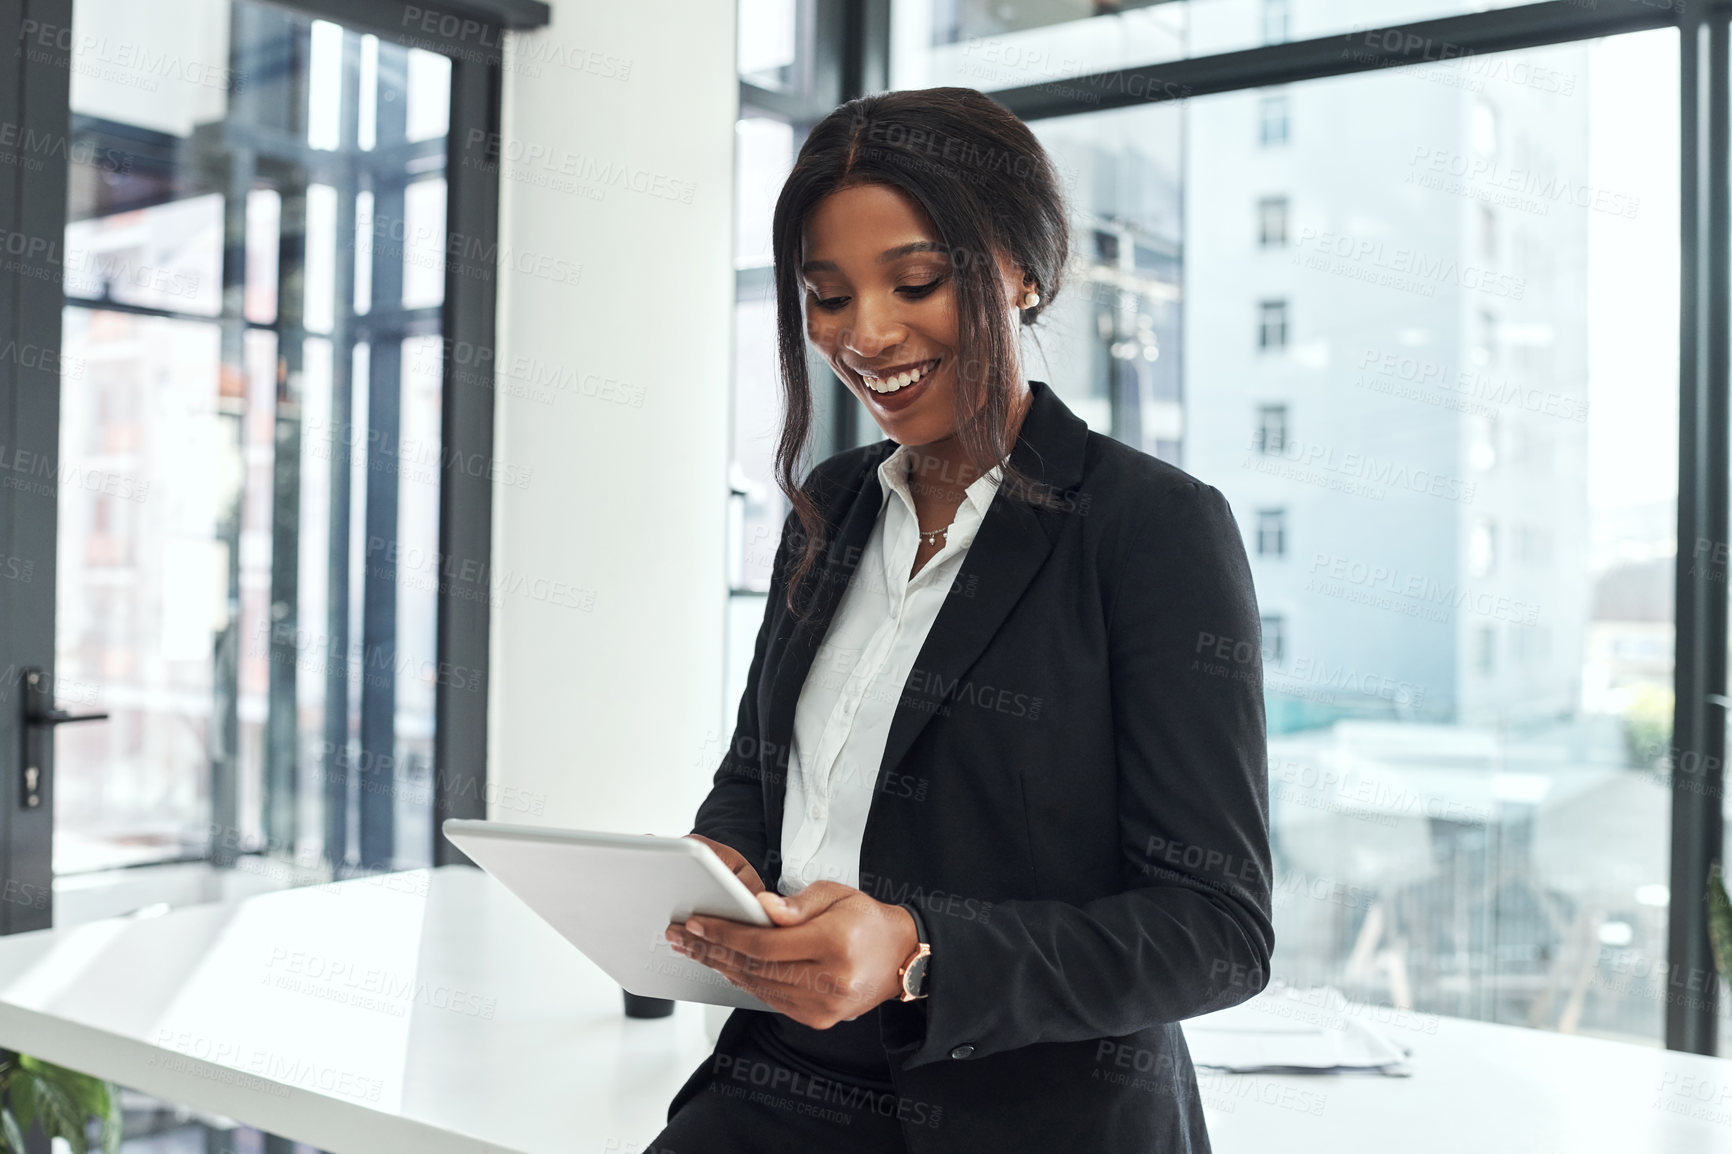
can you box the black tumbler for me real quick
[624,988,676,1018]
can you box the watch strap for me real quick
[898,901,929,946]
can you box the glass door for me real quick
[3,0,460,927]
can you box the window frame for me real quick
[1256,507,1287,558]
[1258,298,1289,351]
[1258,91,1290,146]
[1256,402,1288,454]
[1258,194,1289,247]
[0,0,550,923]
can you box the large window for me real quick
[1028,28,1688,1047]
[52,0,453,878]
[734,1,1731,1057]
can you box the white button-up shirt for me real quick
[777,443,1004,897]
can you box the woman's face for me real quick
[799,181,1028,447]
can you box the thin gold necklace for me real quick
[918,524,950,547]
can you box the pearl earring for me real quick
[1022,291,1040,309]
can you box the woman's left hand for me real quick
[665,882,918,1029]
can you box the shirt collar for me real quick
[876,443,1004,519]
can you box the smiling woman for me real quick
[655,86,1273,1153]
[771,88,1072,611]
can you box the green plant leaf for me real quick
[0,1057,121,1154]
[1709,862,1732,981]
[0,1106,21,1154]
[101,1086,121,1154]
[66,1072,107,1127]
[11,1070,36,1139]
[24,1059,105,1122]
[20,1071,85,1154]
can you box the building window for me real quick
[1258,299,1288,350]
[1255,403,1288,453]
[1472,99,1500,157]
[1477,625,1497,675]
[1262,614,1286,665]
[1468,413,1497,471]
[1259,93,1289,146]
[1470,519,1497,577]
[1258,195,1288,246]
[1262,0,1290,44]
[1478,308,1498,366]
[1257,509,1287,557]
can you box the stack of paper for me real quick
[1180,983,1415,1076]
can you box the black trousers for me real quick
[649,1007,912,1153]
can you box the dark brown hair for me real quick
[769,87,1071,619]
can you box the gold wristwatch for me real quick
[896,902,930,1001]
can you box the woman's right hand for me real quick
[683,833,766,895]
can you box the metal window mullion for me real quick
[1669,11,1730,1057]
[356,36,410,871]
[0,0,71,934]
[431,43,503,867]
[996,0,1683,120]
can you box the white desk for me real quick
[0,865,1723,1153]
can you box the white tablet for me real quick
[441,819,776,1011]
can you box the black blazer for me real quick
[674,379,1274,1151]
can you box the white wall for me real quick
[488,1,739,836]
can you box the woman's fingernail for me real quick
[686,919,705,937]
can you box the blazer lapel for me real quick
[758,380,1090,883]
[870,380,1088,799]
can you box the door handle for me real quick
[19,668,107,809]
[27,708,111,727]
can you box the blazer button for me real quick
[948,1044,975,1060]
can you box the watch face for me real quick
[903,952,930,998]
